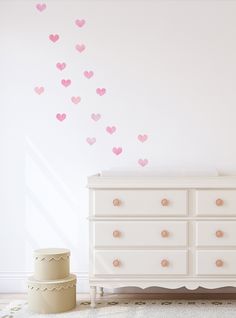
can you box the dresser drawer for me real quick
[196,190,236,216]
[196,221,236,247]
[94,250,187,275]
[93,190,188,216]
[94,221,187,247]
[196,250,236,275]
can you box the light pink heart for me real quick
[75,44,86,53]
[138,134,148,143]
[84,70,94,79]
[112,147,122,156]
[56,113,66,121]
[56,62,66,71]
[96,88,106,96]
[138,158,148,167]
[91,113,101,122]
[34,86,44,95]
[71,96,81,104]
[106,126,116,134]
[75,19,86,28]
[86,137,96,145]
[49,34,59,42]
[61,79,71,87]
[36,3,46,11]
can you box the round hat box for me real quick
[34,248,70,281]
[28,274,76,314]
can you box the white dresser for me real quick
[88,174,236,307]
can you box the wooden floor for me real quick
[1,292,236,311]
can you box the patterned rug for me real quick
[1,300,236,318]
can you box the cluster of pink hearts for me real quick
[34,3,149,167]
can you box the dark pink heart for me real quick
[138,134,148,142]
[75,19,86,28]
[49,34,59,42]
[86,137,96,145]
[96,88,106,96]
[36,3,46,12]
[84,70,94,79]
[91,113,101,121]
[75,44,86,53]
[71,96,81,104]
[34,86,44,95]
[56,62,66,71]
[112,147,122,156]
[106,126,116,134]
[61,79,71,87]
[56,113,66,121]
[138,158,148,167]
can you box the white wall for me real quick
[1,0,236,292]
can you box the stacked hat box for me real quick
[28,248,76,314]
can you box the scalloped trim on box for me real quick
[28,283,76,292]
[35,255,69,262]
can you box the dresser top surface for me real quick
[88,174,236,189]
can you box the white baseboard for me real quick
[0,272,89,293]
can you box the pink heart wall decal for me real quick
[56,62,66,71]
[61,79,71,87]
[91,113,101,121]
[106,126,116,134]
[49,34,59,42]
[34,86,44,95]
[71,96,81,104]
[75,44,86,53]
[96,88,106,96]
[84,70,94,79]
[56,113,66,121]
[138,134,148,142]
[86,137,96,145]
[36,3,46,12]
[112,147,122,156]
[75,19,86,28]
[138,158,148,167]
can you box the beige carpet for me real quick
[1,300,236,318]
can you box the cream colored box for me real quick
[28,274,76,314]
[34,248,70,281]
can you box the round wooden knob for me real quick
[161,259,169,267]
[113,259,120,267]
[216,198,224,206]
[215,230,224,238]
[113,199,121,206]
[113,230,121,238]
[161,230,169,238]
[216,259,224,267]
[161,198,169,206]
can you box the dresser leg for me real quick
[90,286,96,308]
[98,287,104,296]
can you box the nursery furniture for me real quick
[88,174,236,307]
[28,248,76,313]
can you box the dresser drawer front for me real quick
[93,190,188,216]
[196,190,236,216]
[196,250,236,275]
[94,221,187,247]
[196,221,236,247]
[94,250,187,275]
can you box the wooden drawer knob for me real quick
[215,259,224,267]
[215,230,224,238]
[161,198,169,206]
[113,230,121,238]
[113,199,121,206]
[161,230,169,238]
[216,198,224,206]
[113,259,120,267]
[161,259,169,267]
